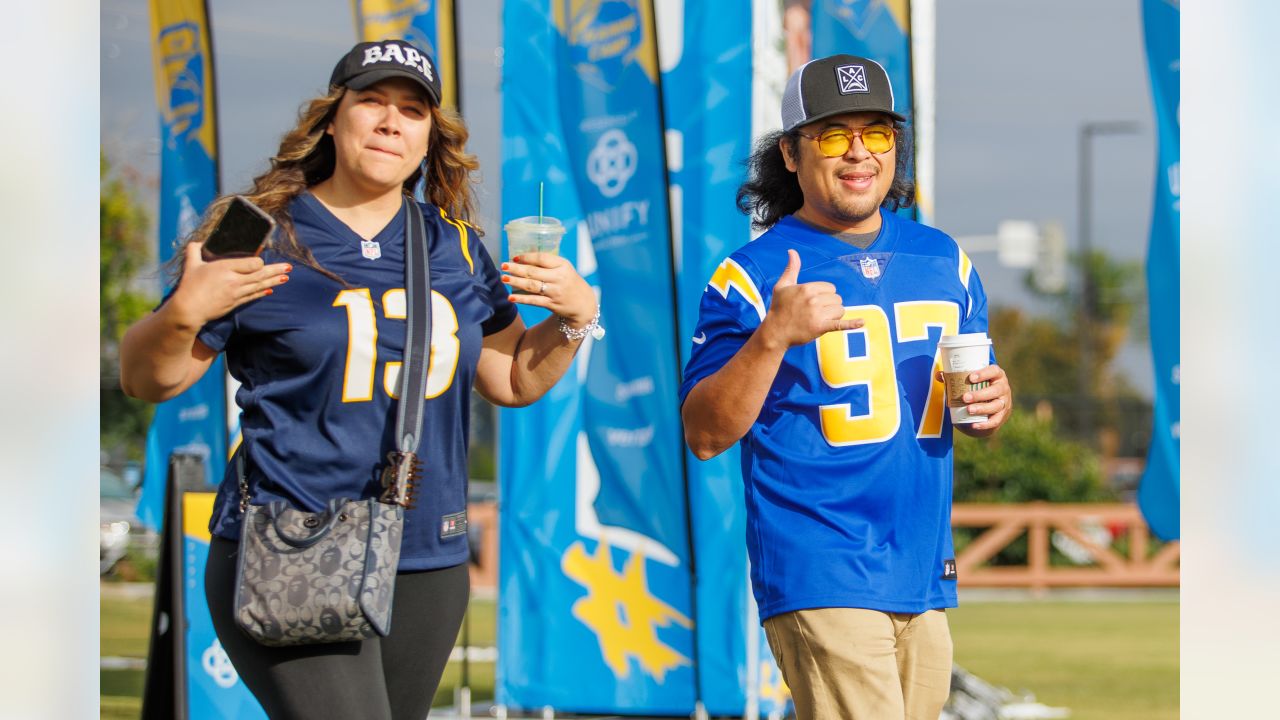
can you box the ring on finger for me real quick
[538,281,547,295]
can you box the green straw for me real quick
[538,182,544,225]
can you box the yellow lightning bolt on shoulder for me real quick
[958,247,974,290]
[561,539,692,682]
[707,258,766,321]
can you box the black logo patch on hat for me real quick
[837,64,869,94]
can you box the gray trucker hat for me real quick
[781,54,906,132]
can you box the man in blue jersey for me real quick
[679,54,1013,719]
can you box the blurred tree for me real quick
[953,412,1111,504]
[993,249,1152,456]
[953,412,1114,566]
[101,153,156,463]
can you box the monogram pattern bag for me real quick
[235,495,404,645]
[233,200,431,646]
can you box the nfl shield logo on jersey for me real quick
[859,256,881,279]
[361,240,381,260]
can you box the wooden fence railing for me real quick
[952,503,1179,590]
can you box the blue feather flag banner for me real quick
[499,0,693,713]
[1138,0,1180,540]
[659,0,791,713]
[138,0,227,532]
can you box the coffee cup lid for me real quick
[938,333,991,348]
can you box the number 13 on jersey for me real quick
[333,288,460,403]
[816,301,959,445]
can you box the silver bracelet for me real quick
[558,307,605,342]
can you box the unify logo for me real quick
[586,129,638,199]
[362,42,435,82]
[202,638,239,689]
[837,64,869,94]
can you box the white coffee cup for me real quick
[938,333,993,424]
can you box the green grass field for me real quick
[950,600,1179,720]
[103,587,1177,719]
[100,587,497,718]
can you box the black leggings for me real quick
[205,536,469,720]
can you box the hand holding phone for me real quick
[201,196,275,260]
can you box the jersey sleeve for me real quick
[154,284,237,353]
[678,255,770,406]
[472,230,519,336]
[957,251,998,364]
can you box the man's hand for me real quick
[939,364,1013,437]
[759,249,863,349]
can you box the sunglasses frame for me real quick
[794,123,898,157]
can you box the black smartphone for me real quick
[201,195,275,260]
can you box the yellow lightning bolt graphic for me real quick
[561,539,692,682]
[707,257,766,320]
[759,659,792,705]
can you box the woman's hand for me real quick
[168,241,292,328]
[501,252,597,327]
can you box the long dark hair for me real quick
[736,122,916,231]
[167,86,480,283]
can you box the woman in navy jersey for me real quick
[120,40,597,719]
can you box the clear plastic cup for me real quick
[504,216,567,258]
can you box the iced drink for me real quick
[504,216,567,258]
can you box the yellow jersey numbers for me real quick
[814,301,960,446]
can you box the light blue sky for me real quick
[100,0,1159,395]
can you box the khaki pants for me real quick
[763,607,953,720]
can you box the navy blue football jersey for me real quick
[678,208,993,617]
[201,193,516,570]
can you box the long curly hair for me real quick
[168,85,480,283]
[736,122,916,231]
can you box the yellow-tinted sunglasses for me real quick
[795,123,897,157]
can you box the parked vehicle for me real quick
[100,467,141,575]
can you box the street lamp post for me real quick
[1078,121,1141,441]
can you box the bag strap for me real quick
[238,198,432,512]
[396,198,431,455]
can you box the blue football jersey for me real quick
[678,208,992,617]
[200,193,517,571]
